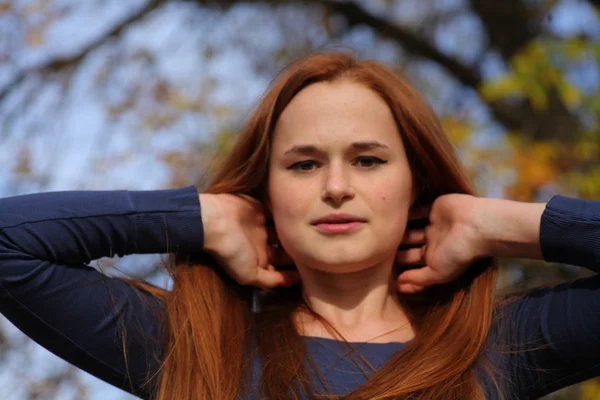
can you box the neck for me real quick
[294,258,414,343]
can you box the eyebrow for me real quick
[283,141,390,155]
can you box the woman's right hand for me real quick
[200,193,300,289]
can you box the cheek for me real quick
[268,179,312,225]
[371,187,411,235]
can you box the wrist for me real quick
[473,198,545,260]
[199,193,226,254]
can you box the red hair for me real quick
[136,51,499,399]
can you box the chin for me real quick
[299,250,385,273]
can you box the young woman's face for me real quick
[268,80,414,273]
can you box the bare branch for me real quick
[321,1,482,88]
[186,0,483,87]
[184,0,527,130]
[1,0,585,138]
[306,1,528,132]
[0,0,166,106]
[469,0,539,60]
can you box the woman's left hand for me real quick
[395,193,487,294]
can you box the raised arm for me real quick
[397,193,600,398]
[0,185,203,397]
[494,196,600,398]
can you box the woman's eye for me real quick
[354,156,387,168]
[288,160,320,171]
[288,157,387,171]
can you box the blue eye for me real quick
[354,156,387,168]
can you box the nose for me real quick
[321,163,355,204]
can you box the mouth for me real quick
[311,213,366,225]
[311,214,367,234]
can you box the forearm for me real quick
[0,186,203,264]
[475,198,545,260]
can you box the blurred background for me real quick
[0,0,598,398]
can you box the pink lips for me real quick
[311,213,366,234]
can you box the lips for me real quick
[311,214,366,235]
[311,213,366,225]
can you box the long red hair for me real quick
[137,51,500,399]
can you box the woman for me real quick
[1,51,599,399]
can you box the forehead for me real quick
[272,80,402,149]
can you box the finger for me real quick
[256,226,271,269]
[396,247,425,265]
[254,266,301,289]
[396,266,440,287]
[400,229,426,245]
[396,282,427,294]
[408,205,431,221]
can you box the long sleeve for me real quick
[0,185,203,398]
[540,195,600,270]
[500,194,600,399]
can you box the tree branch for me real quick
[0,0,166,105]
[2,0,584,139]
[185,0,526,130]
[188,0,483,88]
[309,1,529,131]
[319,1,483,88]
[469,0,582,140]
[469,0,539,60]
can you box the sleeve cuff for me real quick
[540,195,600,272]
[126,185,204,255]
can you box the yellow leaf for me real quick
[505,132,524,148]
[557,81,582,108]
[526,84,548,111]
[528,42,546,61]
[513,42,546,76]
[504,138,560,201]
[513,53,532,77]
[564,38,587,60]
[574,139,598,160]
[480,76,522,101]
[540,68,561,85]
[441,118,471,145]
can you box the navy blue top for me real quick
[1,186,600,399]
